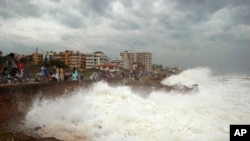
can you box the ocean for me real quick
[23,67,250,141]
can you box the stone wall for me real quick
[0,81,84,131]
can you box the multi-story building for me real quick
[53,51,64,62]
[111,56,125,69]
[152,64,163,73]
[51,50,86,71]
[9,49,153,72]
[25,53,43,65]
[24,50,86,71]
[85,53,95,69]
[68,51,85,71]
[95,63,119,72]
[120,50,152,72]
[86,51,110,69]
[42,51,53,63]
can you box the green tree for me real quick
[50,59,68,68]
[44,56,48,64]
[0,55,9,66]
[19,57,30,65]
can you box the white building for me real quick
[95,63,120,72]
[111,56,126,69]
[86,51,110,69]
[120,50,152,72]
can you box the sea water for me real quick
[23,67,250,141]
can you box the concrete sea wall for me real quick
[0,81,84,131]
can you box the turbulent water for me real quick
[23,67,250,141]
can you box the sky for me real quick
[0,0,250,74]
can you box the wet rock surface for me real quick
[0,132,62,141]
[0,81,82,141]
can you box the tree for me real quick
[0,55,9,66]
[19,57,30,64]
[50,59,68,68]
[44,56,48,64]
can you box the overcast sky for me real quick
[0,0,249,74]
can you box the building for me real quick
[111,56,125,69]
[50,50,86,71]
[0,51,2,57]
[120,50,152,72]
[53,51,64,62]
[132,62,145,72]
[152,64,163,73]
[23,50,86,71]
[42,51,53,63]
[95,63,119,72]
[86,51,110,69]
[25,53,43,65]
[68,51,86,71]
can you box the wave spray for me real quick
[23,67,250,141]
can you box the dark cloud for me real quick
[53,11,84,29]
[228,0,250,7]
[77,0,113,16]
[110,19,141,31]
[230,6,250,25]
[175,0,228,16]
[0,0,249,74]
[175,0,250,24]
[0,0,41,18]
[0,38,33,55]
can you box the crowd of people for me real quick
[1,53,167,85]
[0,53,81,84]
[34,65,80,83]
[0,53,23,84]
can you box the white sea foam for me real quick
[161,67,213,88]
[23,67,250,141]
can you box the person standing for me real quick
[8,53,19,79]
[71,67,78,81]
[42,64,49,82]
[59,67,64,81]
[1,67,8,84]
[0,64,3,84]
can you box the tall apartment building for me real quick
[86,51,110,69]
[50,50,86,70]
[120,50,152,72]
[53,51,64,62]
[69,51,86,70]
[25,53,43,65]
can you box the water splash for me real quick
[161,67,213,88]
[23,67,250,141]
